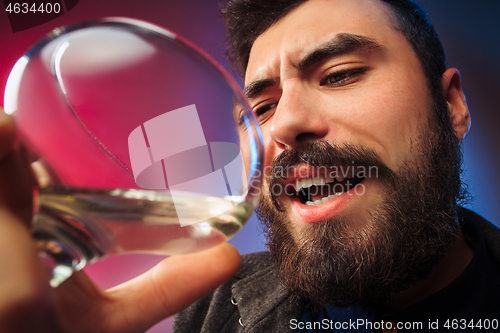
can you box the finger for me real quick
[0,207,63,333]
[102,243,241,333]
[0,108,15,159]
[51,268,112,333]
[0,108,58,332]
[0,107,35,225]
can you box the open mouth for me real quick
[290,173,365,206]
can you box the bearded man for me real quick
[173,0,500,332]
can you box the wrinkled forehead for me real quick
[245,0,404,84]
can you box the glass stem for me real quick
[32,212,102,287]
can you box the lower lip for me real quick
[290,182,364,223]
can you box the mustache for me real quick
[266,141,394,209]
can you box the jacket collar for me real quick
[231,260,304,331]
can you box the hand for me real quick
[0,108,241,333]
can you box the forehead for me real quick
[245,0,409,84]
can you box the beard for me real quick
[256,100,466,307]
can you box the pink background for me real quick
[1,0,499,332]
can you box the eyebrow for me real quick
[244,78,279,100]
[244,33,385,99]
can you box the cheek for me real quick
[263,142,276,184]
[240,126,275,187]
[239,133,254,180]
[364,93,418,138]
[258,125,277,167]
[339,78,430,167]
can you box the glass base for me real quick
[33,212,102,287]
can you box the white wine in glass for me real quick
[4,18,264,287]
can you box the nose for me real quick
[269,82,328,150]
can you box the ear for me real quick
[441,68,470,140]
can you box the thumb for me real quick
[103,242,240,333]
[0,107,34,225]
[0,108,15,159]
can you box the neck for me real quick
[387,228,474,311]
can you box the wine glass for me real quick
[3,17,263,287]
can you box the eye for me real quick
[320,67,368,87]
[253,102,278,122]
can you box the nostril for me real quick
[296,132,321,143]
[273,139,287,151]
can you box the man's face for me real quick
[243,0,463,305]
[245,0,434,232]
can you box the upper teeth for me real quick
[293,175,335,192]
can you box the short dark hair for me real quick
[221,0,446,99]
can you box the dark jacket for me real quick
[172,208,500,333]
